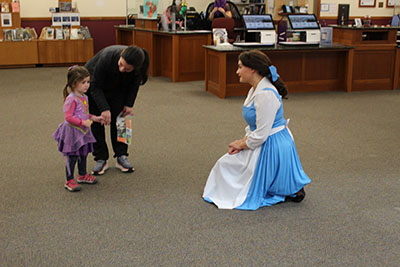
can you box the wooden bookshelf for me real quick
[0,0,21,40]
[0,0,39,67]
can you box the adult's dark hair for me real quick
[121,46,150,85]
[63,65,90,101]
[238,50,288,98]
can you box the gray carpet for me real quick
[0,67,399,266]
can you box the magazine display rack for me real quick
[0,0,39,67]
[38,0,94,64]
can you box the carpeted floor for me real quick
[0,67,399,266]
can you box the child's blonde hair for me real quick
[63,65,90,101]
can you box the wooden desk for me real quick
[333,26,399,91]
[204,44,354,98]
[115,26,212,82]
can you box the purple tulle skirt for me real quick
[53,122,96,157]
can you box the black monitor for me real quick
[287,14,320,30]
[243,14,275,32]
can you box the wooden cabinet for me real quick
[333,26,399,91]
[0,40,38,67]
[204,44,353,98]
[38,39,94,64]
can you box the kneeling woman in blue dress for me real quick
[203,50,311,210]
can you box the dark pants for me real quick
[66,156,87,181]
[88,93,128,161]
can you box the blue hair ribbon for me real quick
[268,65,279,82]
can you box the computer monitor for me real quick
[243,14,275,32]
[287,14,320,30]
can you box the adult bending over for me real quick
[85,45,149,175]
[203,50,311,210]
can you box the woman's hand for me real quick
[228,139,248,155]
[217,7,225,13]
[101,110,111,125]
[122,106,134,117]
[82,119,92,128]
[91,116,103,124]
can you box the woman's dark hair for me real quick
[238,50,288,98]
[121,46,150,85]
[63,66,90,101]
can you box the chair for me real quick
[212,17,235,43]
[205,1,243,30]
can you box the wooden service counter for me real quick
[204,44,354,98]
[115,25,212,82]
[332,26,400,91]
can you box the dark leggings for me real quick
[66,155,87,181]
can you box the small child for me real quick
[53,66,103,192]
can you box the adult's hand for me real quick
[101,110,111,125]
[122,106,133,117]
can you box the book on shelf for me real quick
[80,26,91,39]
[59,2,72,12]
[11,28,24,41]
[62,26,70,39]
[70,28,83,40]
[3,29,12,41]
[43,27,54,40]
[22,28,31,40]
[55,27,63,39]
[28,27,37,40]
[1,2,10,12]
[11,0,19,13]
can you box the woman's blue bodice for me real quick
[242,88,285,131]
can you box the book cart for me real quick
[0,0,38,67]
[38,0,93,65]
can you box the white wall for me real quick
[20,0,210,18]
[320,0,399,17]
[20,0,125,17]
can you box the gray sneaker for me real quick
[116,155,135,173]
[91,160,109,175]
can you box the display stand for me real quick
[0,0,39,67]
[37,0,94,65]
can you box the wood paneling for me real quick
[333,27,398,91]
[0,40,38,66]
[38,39,94,64]
[115,26,212,82]
[205,47,351,98]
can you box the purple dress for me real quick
[53,93,96,156]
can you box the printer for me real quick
[236,14,276,46]
[281,14,320,45]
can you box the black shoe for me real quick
[286,188,306,203]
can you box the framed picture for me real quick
[1,13,12,27]
[52,13,63,26]
[354,18,362,27]
[70,14,80,26]
[359,0,376,7]
[387,0,395,7]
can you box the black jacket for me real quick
[85,45,140,112]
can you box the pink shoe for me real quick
[77,174,97,184]
[64,179,81,192]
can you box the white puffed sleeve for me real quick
[245,91,281,150]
